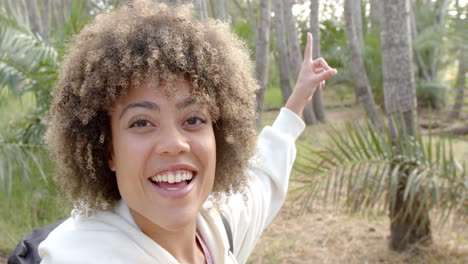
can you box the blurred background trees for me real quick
[0,0,466,258]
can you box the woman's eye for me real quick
[130,119,152,128]
[184,116,205,126]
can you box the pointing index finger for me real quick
[304,32,313,62]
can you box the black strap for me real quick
[220,213,234,254]
[8,218,67,264]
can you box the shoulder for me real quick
[38,210,148,263]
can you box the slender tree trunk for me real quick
[42,0,50,42]
[245,0,257,34]
[448,49,467,120]
[353,0,364,47]
[369,0,381,31]
[274,0,293,105]
[255,0,272,128]
[228,1,238,25]
[410,8,431,80]
[194,0,209,20]
[310,0,326,122]
[216,0,228,21]
[428,0,451,79]
[344,0,383,128]
[448,0,467,120]
[282,0,316,124]
[208,0,216,17]
[380,0,431,251]
[283,0,302,80]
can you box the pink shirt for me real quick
[196,232,214,264]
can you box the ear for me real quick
[108,153,116,172]
[108,142,116,172]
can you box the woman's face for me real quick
[109,77,216,232]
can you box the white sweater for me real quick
[39,108,305,264]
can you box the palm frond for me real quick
[0,141,50,196]
[294,119,467,223]
[0,22,58,96]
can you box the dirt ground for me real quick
[247,191,468,264]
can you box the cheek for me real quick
[193,131,216,175]
[112,134,152,175]
[204,133,217,168]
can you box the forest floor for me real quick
[247,191,468,264]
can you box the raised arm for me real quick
[223,33,337,262]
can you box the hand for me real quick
[285,32,337,116]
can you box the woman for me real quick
[38,1,336,263]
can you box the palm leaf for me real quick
[294,118,467,229]
[0,141,49,195]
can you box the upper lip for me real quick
[150,164,198,178]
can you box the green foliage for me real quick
[293,118,467,227]
[0,158,69,255]
[0,142,48,194]
[232,19,255,58]
[264,85,283,108]
[416,81,449,109]
[0,0,93,195]
[0,19,58,99]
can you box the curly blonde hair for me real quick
[45,0,258,212]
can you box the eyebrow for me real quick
[119,101,159,119]
[119,98,200,119]
[176,98,199,109]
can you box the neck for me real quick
[130,209,205,264]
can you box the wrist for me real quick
[285,94,306,116]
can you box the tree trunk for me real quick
[448,0,467,120]
[411,0,450,82]
[448,49,467,120]
[380,0,432,251]
[310,0,326,123]
[282,0,316,124]
[353,0,364,47]
[410,8,431,80]
[428,0,451,80]
[245,0,257,34]
[274,0,293,105]
[194,0,209,20]
[255,0,272,128]
[344,0,383,128]
[369,0,381,31]
[42,0,50,42]
[216,0,228,21]
[283,0,302,80]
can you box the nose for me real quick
[154,123,190,156]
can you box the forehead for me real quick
[112,74,212,110]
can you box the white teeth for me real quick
[168,174,175,183]
[150,171,194,184]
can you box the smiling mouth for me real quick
[149,170,195,191]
